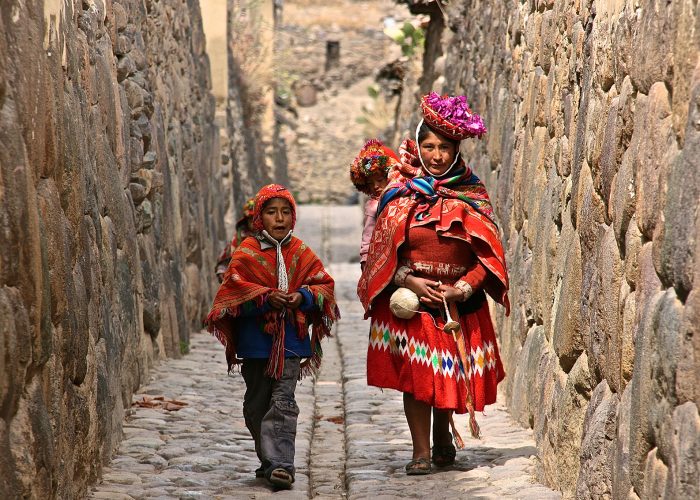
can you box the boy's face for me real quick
[369,172,389,196]
[261,198,293,241]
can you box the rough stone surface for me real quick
[0,0,224,498]
[387,0,700,497]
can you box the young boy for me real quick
[207,184,339,490]
[349,139,400,270]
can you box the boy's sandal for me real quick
[405,457,432,475]
[432,443,457,467]
[254,466,265,478]
[268,468,294,489]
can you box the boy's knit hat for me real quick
[252,184,297,232]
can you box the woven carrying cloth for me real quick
[358,138,509,437]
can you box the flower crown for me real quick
[420,92,487,140]
[350,139,399,195]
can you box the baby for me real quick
[349,139,400,270]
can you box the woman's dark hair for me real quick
[417,121,459,147]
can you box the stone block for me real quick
[612,385,633,499]
[633,83,677,240]
[551,206,584,371]
[664,402,700,499]
[656,73,700,300]
[623,5,673,95]
[129,183,147,205]
[575,380,619,499]
[623,214,642,289]
[678,290,699,405]
[618,288,635,388]
[117,55,136,82]
[642,448,668,499]
[628,286,663,493]
[0,287,32,417]
[609,149,635,254]
[586,225,624,391]
[544,352,591,496]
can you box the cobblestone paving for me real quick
[91,205,560,499]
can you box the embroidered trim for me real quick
[393,265,414,287]
[454,280,474,301]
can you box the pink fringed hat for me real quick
[420,92,487,140]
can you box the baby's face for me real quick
[369,173,389,196]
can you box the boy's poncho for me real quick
[207,235,339,379]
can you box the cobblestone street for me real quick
[91,206,560,499]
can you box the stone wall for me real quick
[226,0,274,213]
[0,0,224,497]
[406,0,699,498]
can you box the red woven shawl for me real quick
[207,235,339,378]
[357,145,510,316]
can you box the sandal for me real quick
[268,468,294,489]
[254,466,265,478]
[432,443,457,467]
[405,457,432,475]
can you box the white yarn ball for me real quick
[389,287,420,319]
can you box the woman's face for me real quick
[261,198,293,241]
[419,131,458,176]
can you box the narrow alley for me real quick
[90,206,559,499]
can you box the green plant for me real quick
[385,21,425,57]
[179,340,190,355]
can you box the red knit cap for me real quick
[252,184,297,232]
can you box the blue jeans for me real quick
[241,358,300,476]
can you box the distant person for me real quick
[214,196,255,283]
[207,184,340,489]
[349,139,400,271]
[357,93,510,475]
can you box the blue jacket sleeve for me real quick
[298,288,317,313]
[238,298,271,317]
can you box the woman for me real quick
[357,92,510,475]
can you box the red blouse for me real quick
[399,223,488,289]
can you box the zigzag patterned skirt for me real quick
[366,289,505,413]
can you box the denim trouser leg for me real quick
[241,358,300,475]
[241,360,272,464]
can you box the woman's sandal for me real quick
[432,443,457,467]
[268,468,294,489]
[405,457,432,475]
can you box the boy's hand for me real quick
[286,292,303,309]
[268,291,289,310]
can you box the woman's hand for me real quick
[267,291,289,310]
[437,284,464,304]
[286,292,303,310]
[405,275,443,308]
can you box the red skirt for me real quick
[367,290,505,413]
